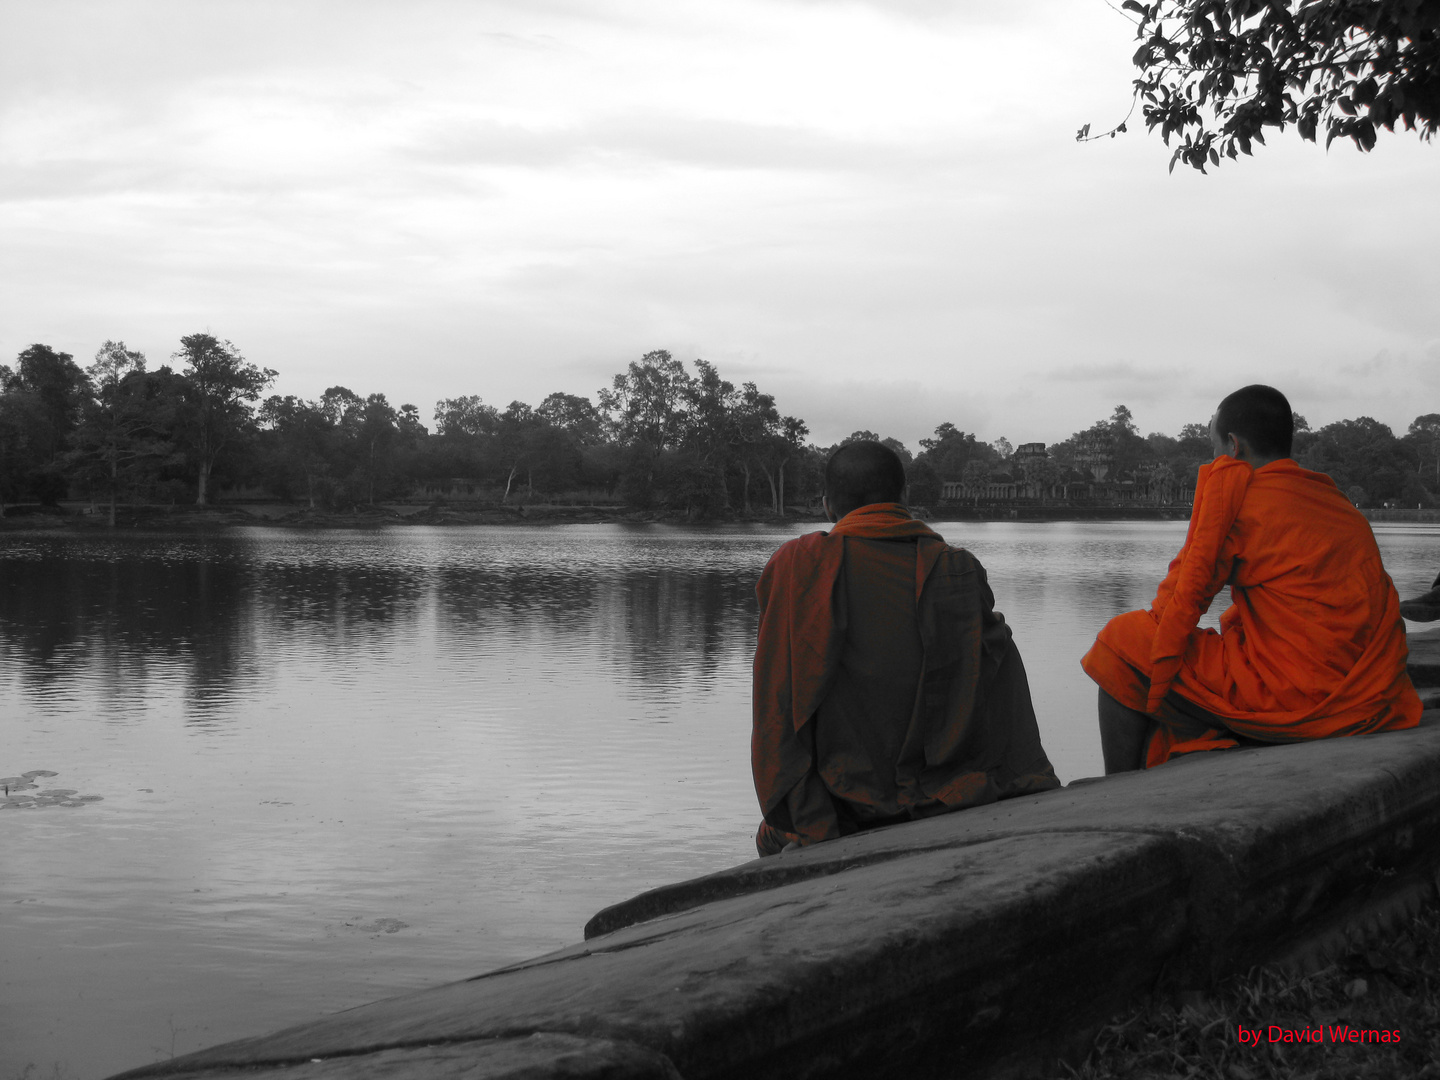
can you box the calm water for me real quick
[2,521,1435,1078]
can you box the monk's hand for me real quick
[1147,655,1183,715]
[781,840,805,853]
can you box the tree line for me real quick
[2,335,1437,520]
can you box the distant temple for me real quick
[1072,430,1115,482]
[939,440,1193,508]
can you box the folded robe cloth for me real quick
[1082,456,1421,767]
[752,503,1059,847]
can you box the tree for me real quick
[397,404,427,442]
[3,344,90,503]
[1406,413,1440,486]
[496,400,542,502]
[599,351,697,507]
[674,360,740,516]
[918,423,999,482]
[533,393,603,493]
[536,393,602,445]
[733,383,781,515]
[879,437,912,465]
[766,415,810,515]
[1176,421,1213,459]
[961,458,992,505]
[907,458,943,506]
[258,395,332,508]
[0,376,36,514]
[1301,415,1416,503]
[598,351,691,451]
[1019,454,1061,503]
[1105,0,1439,172]
[173,334,275,505]
[428,394,500,486]
[353,393,400,504]
[74,341,163,524]
[433,395,498,438]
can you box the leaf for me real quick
[1122,0,1147,12]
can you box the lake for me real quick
[2,520,1436,1079]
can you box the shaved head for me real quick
[1214,384,1293,460]
[825,440,906,521]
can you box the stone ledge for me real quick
[111,716,1440,1080]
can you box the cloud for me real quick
[407,113,969,175]
[1047,361,1179,384]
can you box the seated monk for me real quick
[1400,571,1440,622]
[1083,384,1422,773]
[752,440,1060,856]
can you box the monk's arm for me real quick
[752,545,843,847]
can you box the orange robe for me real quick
[753,503,1059,850]
[1082,456,1421,767]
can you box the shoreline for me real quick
[2,502,1434,532]
[0,502,824,530]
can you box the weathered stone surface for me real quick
[112,1034,680,1080]
[110,717,1440,1080]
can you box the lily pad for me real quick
[22,770,58,779]
[354,917,409,934]
[77,795,104,802]
[37,789,77,797]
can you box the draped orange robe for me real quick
[753,503,1059,850]
[1082,456,1421,767]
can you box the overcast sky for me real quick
[2,0,1435,449]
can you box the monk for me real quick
[752,440,1059,856]
[1083,384,1422,773]
[1400,572,1440,622]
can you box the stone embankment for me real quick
[113,630,1440,1080]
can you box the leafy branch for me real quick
[1085,0,1439,171]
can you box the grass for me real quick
[1071,901,1440,1079]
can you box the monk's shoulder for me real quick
[1247,463,1369,526]
[771,529,831,559]
[923,541,988,591]
[762,530,834,578]
[934,541,983,572]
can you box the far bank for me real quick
[1,500,1436,531]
